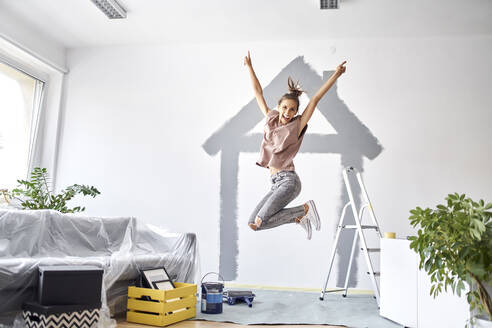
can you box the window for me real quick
[0,61,45,189]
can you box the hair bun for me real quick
[287,76,304,98]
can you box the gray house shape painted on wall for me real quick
[203,56,383,286]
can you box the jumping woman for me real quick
[244,51,347,240]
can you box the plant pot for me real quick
[471,282,492,328]
[473,316,492,328]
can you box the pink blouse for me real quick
[256,110,307,171]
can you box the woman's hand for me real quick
[299,60,347,133]
[244,51,252,67]
[244,50,270,116]
[336,60,347,75]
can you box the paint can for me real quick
[200,272,224,314]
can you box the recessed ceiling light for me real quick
[90,0,127,19]
[320,0,339,9]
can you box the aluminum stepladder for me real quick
[319,166,383,306]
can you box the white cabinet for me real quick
[380,238,469,328]
[417,267,469,328]
[380,238,418,327]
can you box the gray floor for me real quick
[196,289,401,328]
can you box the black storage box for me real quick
[22,301,101,328]
[38,266,103,306]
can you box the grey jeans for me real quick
[249,171,305,230]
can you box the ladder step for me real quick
[343,225,379,230]
[367,272,380,276]
[361,248,380,252]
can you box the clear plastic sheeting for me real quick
[0,208,199,328]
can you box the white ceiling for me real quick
[0,0,491,49]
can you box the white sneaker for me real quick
[306,200,321,231]
[297,217,312,240]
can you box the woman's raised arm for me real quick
[244,51,270,117]
[298,61,347,136]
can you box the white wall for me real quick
[56,35,492,289]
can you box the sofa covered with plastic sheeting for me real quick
[0,208,199,327]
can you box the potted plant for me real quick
[408,193,492,327]
[7,167,100,213]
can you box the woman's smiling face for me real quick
[278,98,298,125]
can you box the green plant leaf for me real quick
[430,284,435,296]
[437,205,447,211]
[473,219,486,233]
[457,280,465,297]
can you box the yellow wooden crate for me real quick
[127,283,197,327]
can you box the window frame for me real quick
[0,36,66,187]
[0,56,47,182]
